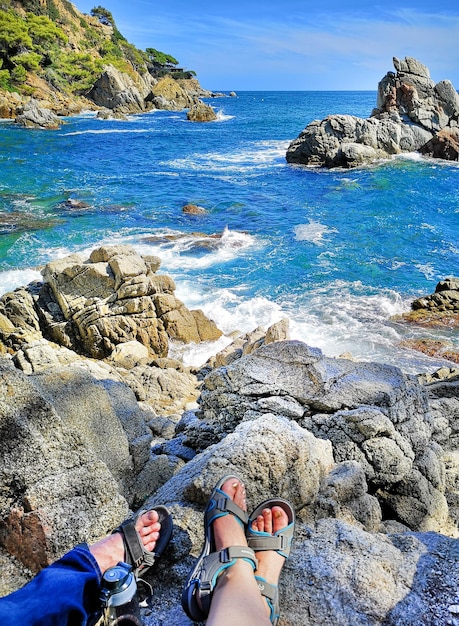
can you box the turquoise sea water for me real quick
[1,91,458,372]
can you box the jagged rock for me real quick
[186,100,217,122]
[120,364,200,415]
[0,91,24,118]
[419,128,459,160]
[190,340,455,534]
[0,245,221,361]
[287,56,459,168]
[87,65,155,114]
[392,277,459,341]
[151,75,194,111]
[14,98,62,129]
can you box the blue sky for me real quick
[75,0,459,91]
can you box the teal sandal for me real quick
[181,475,258,622]
[247,498,295,625]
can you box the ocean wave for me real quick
[0,267,42,295]
[215,110,235,122]
[294,220,338,245]
[62,128,152,137]
[171,279,452,373]
[132,226,260,270]
[165,140,288,172]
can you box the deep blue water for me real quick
[1,91,458,372]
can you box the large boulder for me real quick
[86,65,155,114]
[15,98,62,130]
[287,56,459,168]
[187,100,217,122]
[187,340,455,534]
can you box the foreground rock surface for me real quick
[0,249,459,624]
[286,56,459,168]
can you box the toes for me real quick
[262,507,273,534]
[271,506,289,533]
[221,477,247,511]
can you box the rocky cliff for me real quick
[0,0,218,126]
[1,245,459,624]
[286,57,459,168]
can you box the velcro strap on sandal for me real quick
[247,533,290,553]
[119,519,144,568]
[213,496,249,525]
[219,546,257,568]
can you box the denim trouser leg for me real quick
[0,545,102,626]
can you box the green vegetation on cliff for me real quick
[0,0,194,95]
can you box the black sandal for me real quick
[114,505,173,578]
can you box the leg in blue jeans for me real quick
[0,509,164,626]
[0,545,101,626]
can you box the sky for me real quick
[74,0,459,91]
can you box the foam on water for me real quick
[294,220,338,245]
[133,227,260,271]
[0,267,42,294]
[215,110,235,122]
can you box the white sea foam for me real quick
[294,220,338,245]
[0,268,42,295]
[62,128,152,137]
[131,226,260,271]
[215,110,235,122]
[166,140,288,172]
[415,263,436,280]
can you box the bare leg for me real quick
[89,510,161,574]
[207,480,288,626]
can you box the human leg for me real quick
[206,478,271,626]
[0,509,170,626]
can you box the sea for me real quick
[1,90,458,374]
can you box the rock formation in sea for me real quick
[286,56,459,168]
[1,246,459,624]
[392,276,459,365]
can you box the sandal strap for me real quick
[117,518,149,570]
[247,529,293,555]
[255,576,279,625]
[198,546,257,614]
[205,490,249,527]
[114,506,173,576]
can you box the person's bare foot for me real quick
[89,510,161,574]
[251,505,289,594]
[212,478,248,553]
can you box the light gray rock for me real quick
[15,98,62,129]
[86,65,154,114]
[287,56,459,168]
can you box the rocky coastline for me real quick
[1,244,459,624]
[286,56,459,168]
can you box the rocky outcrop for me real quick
[286,56,459,168]
[186,100,217,122]
[86,65,155,114]
[0,245,222,361]
[392,277,459,364]
[14,98,63,130]
[150,75,194,111]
